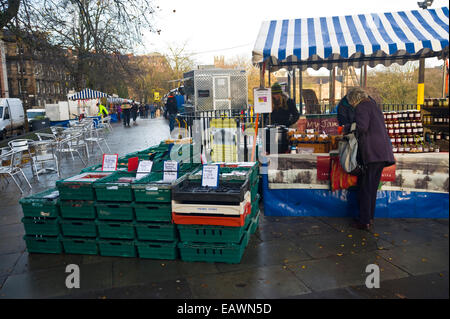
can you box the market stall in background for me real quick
[251,6,449,218]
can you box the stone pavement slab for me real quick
[286,251,410,292]
[187,265,311,299]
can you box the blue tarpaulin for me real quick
[262,173,449,219]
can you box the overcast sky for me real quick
[140,0,448,73]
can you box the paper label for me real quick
[136,160,153,180]
[102,154,118,171]
[202,164,220,188]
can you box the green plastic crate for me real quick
[56,172,113,200]
[133,202,172,222]
[96,220,135,239]
[95,202,134,221]
[19,188,60,218]
[178,228,251,264]
[177,212,252,244]
[23,235,63,254]
[135,240,178,260]
[251,193,260,218]
[60,200,96,220]
[132,172,186,203]
[250,211,260,234]
[60,219,97,238]
[97,239,136,257]
[93,171,137,202]
[62,237,98,255]
[22,217,60,236]
[134,222,177,241]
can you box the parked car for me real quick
[0,98,25,140]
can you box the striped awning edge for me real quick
[252,6,449,70]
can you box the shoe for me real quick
[351,221,371,231]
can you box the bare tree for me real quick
[0,0,20,29]
[12,0,160,90]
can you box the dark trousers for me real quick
[132,110,137,122]
[123,110,131,126]
[357,162,385,225]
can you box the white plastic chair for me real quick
[30,140,59,178]
[8,139,38,178]
[0,150,32,193]
[84,122,111,155]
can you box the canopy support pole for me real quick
[417,58,425,110]
[287,68,291,97]
[293,66,296,106]
[329,66,336,111]
[299,68,303,115]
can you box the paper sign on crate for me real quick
[102,154,118,171]
[136,160,153,180]
[163,160,178,182]
[201,164,220,188]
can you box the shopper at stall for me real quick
[116,103,122,121]
[121,102,131,127]
[166,92,178,132]
[336,94,355,134]
[268,82,299,127]
[347,87,395,230]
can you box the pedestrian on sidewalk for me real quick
[116,103,122,121]
[166,92,178,132]
[347,87,395,231]
[122,102,131,127]
[145,103,149,118]
[131,101,138,126]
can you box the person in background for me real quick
[336,94,355,134]
[139,103,145,119]
[268,82,299,127]
[116,103,121,121]
[165,92,178,132]
[97,102,109,118]
[121,102,131,127]
[131,101,138,125]
[145,103,149,118]
[347,87,395,231]
[150,103,155,118]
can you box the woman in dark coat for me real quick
[347,87,395,230]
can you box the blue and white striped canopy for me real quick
[252,7,449,70]
[69,88,109,100]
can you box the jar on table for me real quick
[407,135,415,144]
[435,132,442,141]
[386,112,393,124]
[423,144,429,152]
[417,144,423,153]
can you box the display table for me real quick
[261,153,449,218]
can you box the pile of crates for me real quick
[172,162,260,264]
[19,142,261,264]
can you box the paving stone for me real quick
[58,278,193,299]
[286,251,409,292]
[0,252,21,277]
[289,286,370,299]
[378,241,449,276]
[0,235,26,256]
[0,223,25,240]
[11,251,84,275]
[350,271,449,299]
[288,231,393,259]
[187,265,311,299]
[112,259,181,288]
[216,239,312,273]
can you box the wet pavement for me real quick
[0,116,448,299]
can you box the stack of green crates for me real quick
[56,171,113,256]
[131,170,189,260]
[20,188,63,254]
[176,162,260,264]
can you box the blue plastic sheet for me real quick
[262,173,449,219]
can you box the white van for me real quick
[0,98,25,140]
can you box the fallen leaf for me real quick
[388,257,393,261]
[395,293,407,299]
[421,258,427,262]
[439,273,444,277]
[374,233,379,237]
[301,265,307,269]
[283,259,289,264]
[353,244,357,247]
[340,244,345,247]
[318,245,323,249]
[337,253,344,257]
[402,240,408,243]
[362,238,366,241]
[361,242,366,246]
[161,263,166,267]
[201,284,208,288]
[347,234,353,238]
[378,246,384,250]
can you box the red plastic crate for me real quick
[172,202,251,227]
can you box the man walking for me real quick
[165,92,178,132]
[121,102,131,127]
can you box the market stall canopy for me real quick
[69,88,109,100]
[252,6,449,71]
